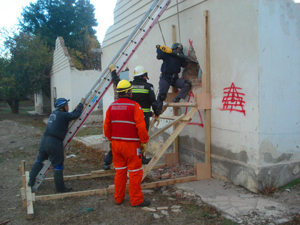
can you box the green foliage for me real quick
[19,0,101,70]
[0,33,52,113]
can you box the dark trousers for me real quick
[157,76,190,113]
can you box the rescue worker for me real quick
[104,79,151,207]
[28,98,83,192]
[103,64,159,169]
[156,43,192,114]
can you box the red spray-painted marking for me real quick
[220,82,246,116]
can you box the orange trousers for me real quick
[112,140,144,206]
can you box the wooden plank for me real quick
[195,93,211,110]
[159,115,191,122]
[166,92,177,103]
[141,176,197,189]
[165,153,178,166]
[20,188,26,207]
[194,163,211,180]
[149,114,185,141]
[35,186,115,201]
[143,107,198,180]
[203,10,211,163]
[20,160,26,189]
[45,169,116,181]
[165,102,197,108]
[25,171,34,219]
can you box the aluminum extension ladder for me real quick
[32,0,172,192]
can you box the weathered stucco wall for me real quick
[51,37,101,111]
[257,0,300,188]
[101,0,300,192]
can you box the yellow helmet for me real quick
[116,79,132,93]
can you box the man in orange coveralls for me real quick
[104,79,151,207]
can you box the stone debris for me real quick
[274,218,290,224]
[171,209,181,213]
[153,213,160,219]
[142,189,154,194]
[171,205,181,209]
[142,207,156,212]
[160,210,169,216]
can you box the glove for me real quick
[154,116,160,126]
[109,140,112,150]
[109,64,116,72]
[140,143,147,154]
[156,45,172,54]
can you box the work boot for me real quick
[173,96,181,103]
[133,199,151,207]
[27,179,36,187]
[54,170,72,193]
[28,161,43,187]
[142,154,151,164]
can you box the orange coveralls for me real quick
[104,97,149,206]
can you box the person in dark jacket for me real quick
[156,43,192,114]
[103,64,160,170]
[28,98,83,192]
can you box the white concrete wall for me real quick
[101,0,300,191]
[258,0,300,165]
[51,37,101,111]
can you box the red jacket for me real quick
[104,97,149,144]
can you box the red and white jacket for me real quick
[104,97,149,143]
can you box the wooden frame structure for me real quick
[20,10,211,220]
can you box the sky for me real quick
[0,0,117,44]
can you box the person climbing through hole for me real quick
[156,43,192,114]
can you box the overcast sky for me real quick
[0,0,117,44]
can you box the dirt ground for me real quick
[0,102,234,225]
[1,102,300,225]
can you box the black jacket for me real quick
[110,71,159,116]
[131,77,159,117]
[44,103,83,142]
[156,48,188,75]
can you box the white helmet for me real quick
[133,65,148,79]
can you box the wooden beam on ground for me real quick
[203,10,211,164]
[194,163,211,180]
[149,114,185,141]
[35,186,115,201]
[25,171,34,219]
[141,176,197,189]
[45,169,116,181]
[143,107,198,180]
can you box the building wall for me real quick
[257,0,300,187]
[101,0,300,192]
[51,37,101,111]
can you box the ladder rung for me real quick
[165,102,197,107]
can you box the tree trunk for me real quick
[7,100,19,114]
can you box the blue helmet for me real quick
[54,98,70,110]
